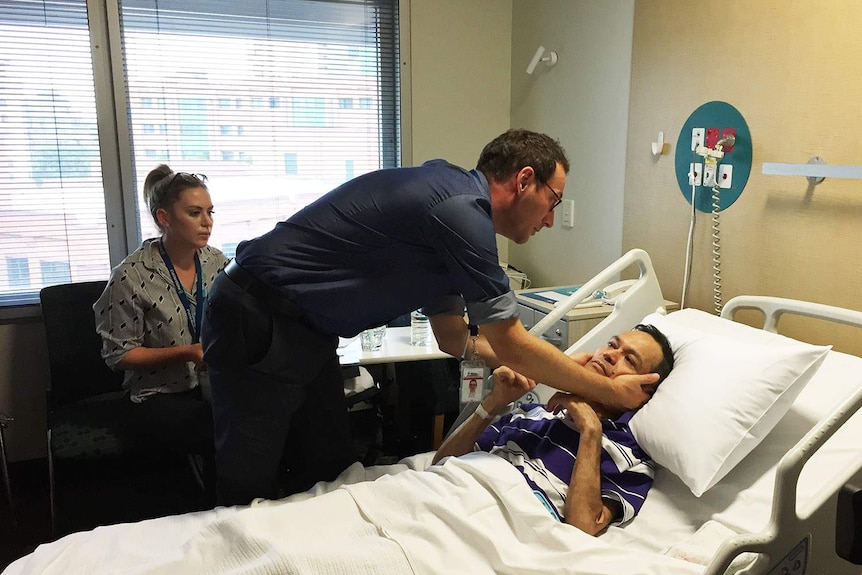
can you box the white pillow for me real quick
[630,309,830,497]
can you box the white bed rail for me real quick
[528,248,666,349]
[705,296,862,575]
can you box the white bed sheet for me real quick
[5,452,704,575]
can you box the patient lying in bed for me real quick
[433,323,674,535]
[4,325,679,575]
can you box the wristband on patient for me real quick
[474,403,493,420]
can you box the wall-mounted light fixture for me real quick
[526,45,558,75]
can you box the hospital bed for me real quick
[5,249,862,575]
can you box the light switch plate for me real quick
[561,199,575,228]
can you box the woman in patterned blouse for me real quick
[93,165,228,504]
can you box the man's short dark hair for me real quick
[476,129,570,185]
[633,323,674,383]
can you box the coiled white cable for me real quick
[711,181,722,315]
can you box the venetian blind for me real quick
[0,0,110,305]
[119,0,401,257]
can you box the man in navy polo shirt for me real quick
[432,324,674,535]
[201,129,662,506]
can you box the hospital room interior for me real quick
[2,0,862,573]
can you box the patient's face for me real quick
[585,330,663,380]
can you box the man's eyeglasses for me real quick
[545,183,562,212]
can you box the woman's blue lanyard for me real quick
[158,239,204,343]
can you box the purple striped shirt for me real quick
[475,403,655,525]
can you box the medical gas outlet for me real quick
[674,101,752,213]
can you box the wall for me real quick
[624,0,862,354]
[0,0,514,462]
[507,0,635,287]
[407,0,513,261]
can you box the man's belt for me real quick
[222,260,304,318]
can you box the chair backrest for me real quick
[39,281,124,408]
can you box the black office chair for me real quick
[39,281,144,534]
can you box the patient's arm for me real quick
[546,392,617,536]
[431,366,535,465]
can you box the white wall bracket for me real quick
[762,157,862,185]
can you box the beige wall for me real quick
[624,0,862,354]
[507,0,635,287]
[407,0,513,260]
[408,0,512,168]
[0,0,514,462]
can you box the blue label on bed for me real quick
[533,489,561,521]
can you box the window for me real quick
[284,153,298,175]
[0,0,400,308]
[220,242,240,259]
[40,260,72,285]
[292,97,326,128]
[0,0,111,306]
[6,258,30,289]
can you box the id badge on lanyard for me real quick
[460,324,487,403]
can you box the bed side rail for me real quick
[720,295,862,333]
[528,248,666,350]
[705,296,862,575]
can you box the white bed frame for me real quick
[526,248,862,575]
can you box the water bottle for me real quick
[410,310,431,346]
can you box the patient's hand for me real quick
[547,392,601,434]
[487,366,536,410]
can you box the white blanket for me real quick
[4,453,702,575]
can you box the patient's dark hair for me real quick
[633,324,674,383]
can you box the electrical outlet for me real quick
[561,199,575,229]
[691,128,705,152]
[703,163,717,187]
[718,164,733,189]
[689,163,702,186]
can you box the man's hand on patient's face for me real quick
[487,366,536,409]
[610,372,660,411]
[572,349,658,411]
